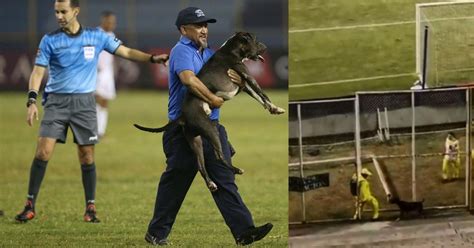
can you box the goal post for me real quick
[416,1,474,88]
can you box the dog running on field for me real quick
[134,32,285,192]
[389,196,424,220]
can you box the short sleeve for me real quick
[35,35,51,67]
[102,32,122,54]
[172,46,195,75]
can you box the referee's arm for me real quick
[178,70,224,108]
[26,65,46,126]
[114,45,168,64]
[28,65,46,92]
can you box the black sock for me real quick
[81,163,96,206]
[27,158,48,207]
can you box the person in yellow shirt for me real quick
[350,172,361,220]
[442,133,461,181]
[359,168,379,220]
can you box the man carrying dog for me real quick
[144,7,272,246]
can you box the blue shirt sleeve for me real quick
[35,35,51,67]
[172,45,195,75]
[101,31,122,54]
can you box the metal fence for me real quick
[289,87,474,224]
[289,97,356,222]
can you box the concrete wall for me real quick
[289,105,467,139]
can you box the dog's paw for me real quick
[202,103,212,116]
[270,106,285,115]
[234,167,244,175]
[208,181,218,192]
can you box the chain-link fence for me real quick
[289,98,356,223]
[290,87,474,224]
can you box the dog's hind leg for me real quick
[185,133,218,192]
[196,120,244,175]
[419,207,424,218]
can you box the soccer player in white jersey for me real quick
[95,11,117,138]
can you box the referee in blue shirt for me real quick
[15,0,168,223]
[144,7,272,246]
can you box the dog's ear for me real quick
[235,31,247,36]
[235,32,253,43]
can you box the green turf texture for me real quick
[0,91,288,247]
[289,0,447,100]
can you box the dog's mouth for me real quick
[246,54,265,63]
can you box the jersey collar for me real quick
[62,24,83,37]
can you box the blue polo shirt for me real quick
[168,36,218,121]
[35,26,122,93]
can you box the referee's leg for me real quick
[15,137,56,222]
[204,124,255,239]
[29,137,57,204]
[147,126,198,240]
[77,145,96,205]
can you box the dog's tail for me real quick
[133,123,169,133]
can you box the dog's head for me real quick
[388,195,400,204]
[222,32,267,62]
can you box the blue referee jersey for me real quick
[168,36,219,121]
[35,26,122,93]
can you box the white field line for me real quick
[289,73,414,88]
[289,16,474,33]
[290,66,474,88]
[290,16,474,88]
[441,67,474,73]
[290,21,413,33]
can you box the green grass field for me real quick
[0,90,288,247]
[289,0,451,100]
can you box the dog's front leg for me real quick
[243,83,266,106]
[241,72,271,102]
[240,72,285,115]
[242,83,285,115]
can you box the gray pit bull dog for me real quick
[134,32,285,192]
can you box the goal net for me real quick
[417,1,474,88]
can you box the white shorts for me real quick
[95,74,116,100]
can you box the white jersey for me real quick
[95,28,116,100]
[445,137,459,161]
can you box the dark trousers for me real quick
[147,122,254,239]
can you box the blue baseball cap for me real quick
[175,7,216,28]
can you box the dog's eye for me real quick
[241,35,250,42]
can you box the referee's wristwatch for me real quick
[26,99,37,107]
[26,90,38,107]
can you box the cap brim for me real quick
[361,170,372,176]
[190,17,217,24]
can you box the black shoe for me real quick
[15,199,35,223]
[84,203,100,223]
[145,232,168,246]
[236,223,273,246]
